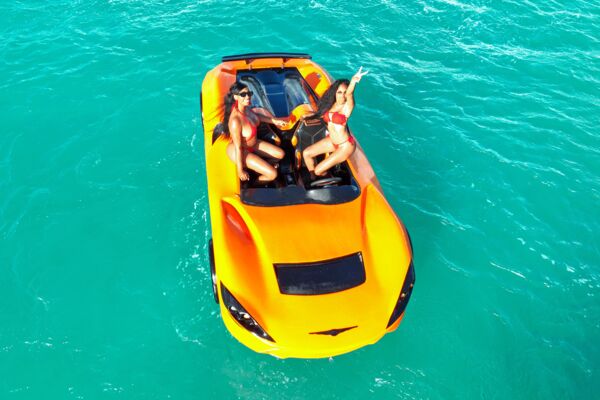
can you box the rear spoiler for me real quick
[222,53,311,62]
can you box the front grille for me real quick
[309,326,358,336]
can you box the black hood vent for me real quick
[274,252,366,295]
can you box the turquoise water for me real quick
[2,0,599,398]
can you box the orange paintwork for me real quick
[201,55,413,358]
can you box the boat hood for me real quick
[215,184,412,353]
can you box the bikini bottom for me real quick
[329,134,355,150]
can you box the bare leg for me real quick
[227,142,278,182]
[226,142,237,162]
[255,140,284,161]
[246,153,278,182]
[302,138,336,173]
[314,143,356,176]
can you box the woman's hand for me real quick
[351,66,369,83]
[238,168,250,181]
[272,118,288,128]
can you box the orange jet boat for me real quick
[201,53,414,359]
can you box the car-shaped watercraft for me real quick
[200,53,414,359]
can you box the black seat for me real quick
[292,118,327,170]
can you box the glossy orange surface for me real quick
[201,55,413,358]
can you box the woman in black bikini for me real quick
[219,82,286,182]
[302,67,368,177]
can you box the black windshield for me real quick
[238,68,317,117]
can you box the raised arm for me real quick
[228,117,249,181]
[344,66,369,114]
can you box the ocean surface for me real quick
[1,0,599,399]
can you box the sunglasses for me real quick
[238,91,253,98]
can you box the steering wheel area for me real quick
[310,176,342,188]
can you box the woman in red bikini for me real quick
[221,82,286,182]
[302,66,368,178]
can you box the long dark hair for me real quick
[213,81,249,141]
[314,79,350,117]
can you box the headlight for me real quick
[220,284,275,342]
[387,260,415,328]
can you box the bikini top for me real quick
[240,112,257,141]
[323,110,348,125]
[233,101,257,141]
